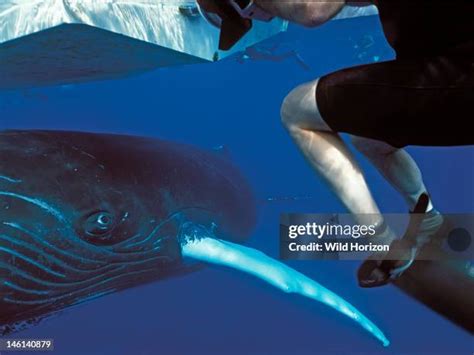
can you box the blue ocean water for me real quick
[1,16,473,354]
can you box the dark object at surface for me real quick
[317,0,474,147]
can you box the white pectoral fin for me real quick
[182,237,390,347]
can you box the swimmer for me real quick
[199,0,473,286]
[236,44,311,71]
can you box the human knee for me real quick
[280,85,303,129]
[280,80,320,131]
[351,135,398,156]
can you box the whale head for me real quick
[0,130,257,333]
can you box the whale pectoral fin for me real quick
[182,236,389,347]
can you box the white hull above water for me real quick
[0,1,378,88]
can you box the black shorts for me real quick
[317,49,474,148]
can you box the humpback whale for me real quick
[0,130,389,346]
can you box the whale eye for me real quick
[84,211,115,237]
